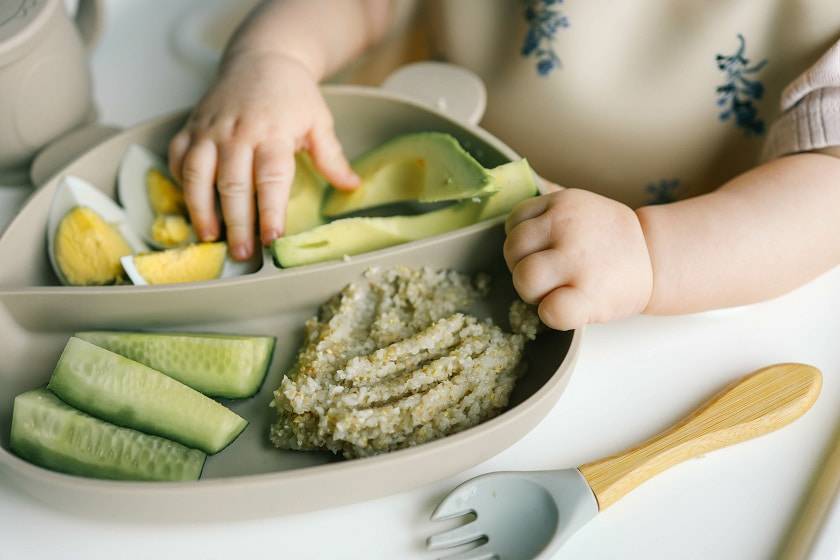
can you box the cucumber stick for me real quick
[11,389,205,481]
[48,338,247,454]
[75,331,276,398]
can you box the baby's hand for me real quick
[503,187,653,330]
[168,51,359,260]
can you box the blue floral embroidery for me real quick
[715,34,767,135]
[646,179,680,205]
[521,0,569,76]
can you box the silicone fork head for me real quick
[428,469,598,559]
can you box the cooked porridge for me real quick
[270,266,539,458]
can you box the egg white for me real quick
[47,175,149,286]
[121,247,264,286]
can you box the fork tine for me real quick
[438,545,498,560]
[427,520,485,550]
[431,483,480,521]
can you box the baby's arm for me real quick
[504,152,840,330]
[506,41,840,330]
[168,0,393,260]
[639,151,840,314]
[221,0,392,80]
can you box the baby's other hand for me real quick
[503,187,653,330]
[168,51,360,260]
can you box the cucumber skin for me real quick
[48,338,248,454]
[75,331,276,399]
[11,389,205,482]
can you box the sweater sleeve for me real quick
[762,39,840,161]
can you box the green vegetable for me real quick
[75,331,275,399]
[286,153,328,234]
[10,388,205,481]
[273,159,538,268]
[48,338,247,454]
[322,132,496,217]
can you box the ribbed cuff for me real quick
[762,39,840,161]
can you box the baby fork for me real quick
[427,363,822,560]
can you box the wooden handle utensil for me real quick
[580,363,822,510]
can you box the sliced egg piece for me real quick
[47,175,148,286]
[121,243,263,286]
[151,214,192,247]
[147,168,185,215]
[118,143,196,249]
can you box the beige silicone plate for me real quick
[0,86,581,522]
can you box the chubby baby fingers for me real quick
[180,138,220,242]
[512,249,570,305]
[168,130,191,183]
[254,142,295,244]
[503,215,552,271]
[309,124,359,190]
[505,195,550,235]
[537,286,590,331]
[217,143,256,260]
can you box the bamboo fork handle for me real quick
[579,363,822,510]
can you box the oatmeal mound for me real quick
[270,266,538,458]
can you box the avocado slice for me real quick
[285,153,327,235]
[476,158,539,220]
[322,132,496,218]
[273,203,480,268]
[272,159,538,268]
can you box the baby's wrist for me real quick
[634,205,661,315]
[222,44,323,82]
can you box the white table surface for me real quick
[2,2,839,559]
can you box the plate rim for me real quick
[0,84,581,512]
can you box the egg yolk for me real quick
[55,207,132,285]
[133,242,226,285]
[147,169,185,215]
[151,215,191,247]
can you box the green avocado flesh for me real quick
[75,331,275,399]
[286,153,327,235]
[48,338,247,454]
[272,159,538,268]
[322,132,496,218]
[10,389,205,481]
[475,159,539,220]
[272,202,480,268]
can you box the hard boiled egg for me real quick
[47,175,148,286]
[121,243,263,286]
[118,144,196,249]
